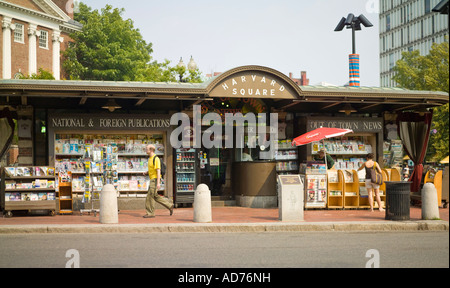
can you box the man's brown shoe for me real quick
[143,215,155,218]
[169,205,174,216]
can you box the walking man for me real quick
[144,144,174,218]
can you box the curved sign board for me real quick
[208,69,300,100]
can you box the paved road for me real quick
[0,231,448,268]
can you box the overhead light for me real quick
[177,57,186,69]
[102,98,121,112]
[334,17,346,31]
[358,14,374,28]
[339,103,357,115]
[432,0,449,14]
[344,13,355,26]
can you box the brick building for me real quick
[288,71,309,86]
[0,0,82,80]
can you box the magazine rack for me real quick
[1,167,57,217]
[327,170,344,209]
[80,171,100,216]
[58,172,73,214]
[343,170,359,208]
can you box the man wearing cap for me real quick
[143,144,174,218]
[313,148,335,170]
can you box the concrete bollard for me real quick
[99,184,118,224]
[422,183,440,220]
[193,184,212,223]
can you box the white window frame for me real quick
[14,23,24,43]
[39,30,48,49]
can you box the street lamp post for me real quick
[334,13,373,86]
[177,56,198,82]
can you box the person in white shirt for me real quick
[241,147,253,162]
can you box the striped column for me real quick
[349,54,360,87]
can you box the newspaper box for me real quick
[278,175,304,221]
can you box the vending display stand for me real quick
[58,171,73,214]
[1,166,57,217]
[300,162,327,209]
[327,170,344,209]
[174,148,197,207]
[343,170,359,208]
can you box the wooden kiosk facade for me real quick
[1,66,449,213]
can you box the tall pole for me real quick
[352,25,356,54]
[349,24,360,86]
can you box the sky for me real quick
[84,0,381,87]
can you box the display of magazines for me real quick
[300,161,327,208]
[304,174,327,208]
[54,133,165,198]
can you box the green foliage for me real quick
[63,3,152,81]
[20,68,55,80]
[393,41,449,92]
[392,40,449,162]
[63,2,203,83]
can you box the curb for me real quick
[0,220,448,234]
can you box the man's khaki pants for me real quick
[145,178,172,216]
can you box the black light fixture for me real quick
[334,13,373,54]
[335,13,373,87]
[433,0,449,30]
[432,0,449,14]
[339,103,357,115]
[102,98,121,112]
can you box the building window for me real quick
[421,20,424,39]
[386,14,391,31]
[389,53,395,70]
[401,29,403,46]
[432,15,435,34]
[14,23,24,43]
[425,0,431,14]
[39,30,48,49]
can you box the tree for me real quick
[63,3,203,83]
[20,68,55,80]
[63,3,152,81]
[392,40,449,161]
[173,65,203,83]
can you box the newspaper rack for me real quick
[80,172,100,216]
[79,145,119,216]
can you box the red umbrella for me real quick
[292,127,353,146]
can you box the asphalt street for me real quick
[0,231,448,268]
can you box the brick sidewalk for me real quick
[0,206,448,226]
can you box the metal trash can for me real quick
[385,181,411,221]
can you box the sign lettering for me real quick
[209,72,295,99]
[49,114,171,131]
[307,118,383,132]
